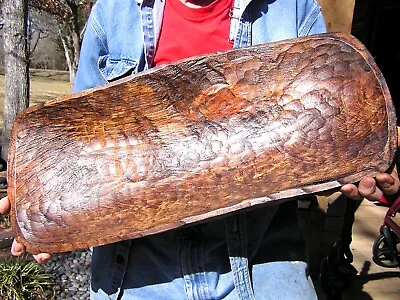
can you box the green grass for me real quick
[0,259,55,300]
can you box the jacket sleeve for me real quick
[298,0,327,36]
[72,11,109,93]
[306,10,327,35]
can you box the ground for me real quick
[341,200,400,299]
[301,194,400,299]
[0,70,72,128]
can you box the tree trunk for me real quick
[59,29,73,82]
[59,24,80,84]
[71,29,80,84]
[2,0,29,161]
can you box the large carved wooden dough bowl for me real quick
[8,33,397,254]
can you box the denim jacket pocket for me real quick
[98,55,138,82]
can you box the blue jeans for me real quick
[89,202,317,299]
[91,261,316,299]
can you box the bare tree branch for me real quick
[27,0,94,83]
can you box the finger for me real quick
[358,176,382,201]
[33,253,52,264]
[11,239,25,257]
[0,196,10,215]
[376,173,398,195]
[376,165,400,195]
[341,184,363,200]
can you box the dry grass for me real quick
[0,69,73,128]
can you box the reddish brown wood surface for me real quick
[8,33,397,254]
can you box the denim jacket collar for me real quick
[74,0,327,95]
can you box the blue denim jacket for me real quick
[73,0,326,299]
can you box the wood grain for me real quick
[8,33,397,254]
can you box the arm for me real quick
[298,0,327,36]
[73,10,108,93]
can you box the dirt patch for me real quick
[0,247,12,261]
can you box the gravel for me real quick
[44,249,92,300]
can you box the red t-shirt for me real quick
[154,0,233,66]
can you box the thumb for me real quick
[0,196,10,215]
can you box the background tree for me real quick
[27,10,66,70]
[28,10,53,56]
[28,0,93,83]
[1,0,29,161]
